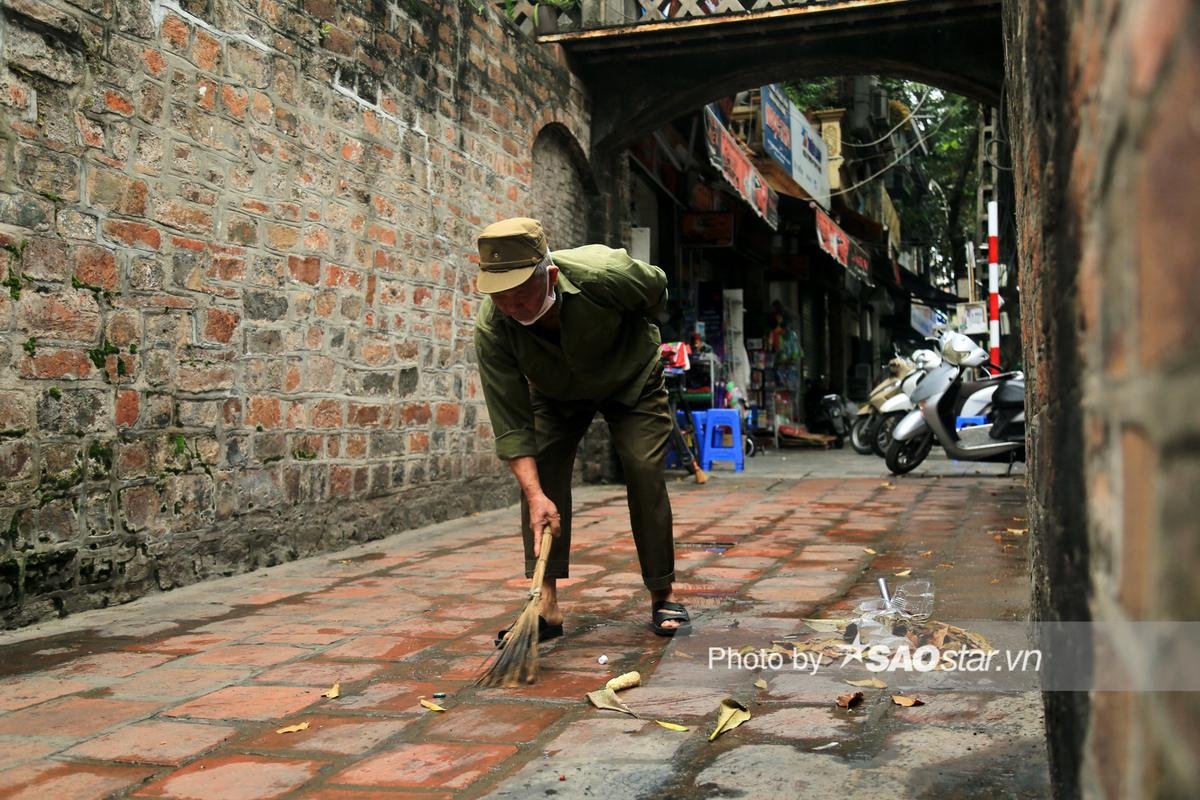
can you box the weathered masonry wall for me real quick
[0,0,596,627]
[1005,0,1200,797]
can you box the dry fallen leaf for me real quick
[891,695,926,707]
[813,741,839,751]
[708,698,751,741]
[936,563,955,569]
[754,679,769,690]
[737,645,756,656]
[1006,528,1028,535]
[863,547,877,555]
[322,682,340,699]
[275,722,309,734]
[919,550,934,557]
[673,650,694,659]
[418,697,446,712]
[605,671,641,692]
[586,687,638,718]
[930,626,950,649]
[655,720,689,732]
[844,678,887,689]
[893,569,912,577]
[801,618,847,633]
[836,691,864,709]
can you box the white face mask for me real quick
[512,270,557,326]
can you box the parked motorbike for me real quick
[871,348,942,457]
[801,380,850,448]
[885,332,1026,475]
[849,355,914,455]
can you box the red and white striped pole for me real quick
[987,201,1001,367]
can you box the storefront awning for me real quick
[899,269,965,308]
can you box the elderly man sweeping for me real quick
[473,217,691,645]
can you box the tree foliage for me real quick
[881,79,980,280]
[783,77,982,281]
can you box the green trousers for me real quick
[520,367,676,591]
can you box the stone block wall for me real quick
[0,0,597,627]
[1005,0,1200,796]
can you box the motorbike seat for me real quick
[993,381,1026,408]
[958,380,997,398]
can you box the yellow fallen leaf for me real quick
[891,695,925,707]
[418,697,446,712]
[737,645,756,656]
[844,678,887,689]
[605,671,641,692]
[673,649,694,659]
[1006,528,1028,535]
[801,618,848,633]
[863,547,877,555]
[655,720,689,732]
[586,687,638,718]
[275,722,309,734]
[708,698,751,741]
[322,682,340,699]
[754,679,769,690]
[893,569,912,577]
[836,691,864,709]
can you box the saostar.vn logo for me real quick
[838,632,1041,673]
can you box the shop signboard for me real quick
[681,212,735,246]
[814,204,873,286]
[957,301,989,335]
[704,105,779,230]
[847,240,874,287]
[762,85,793,175]
[815,204,849,267]
[762,84,830,209]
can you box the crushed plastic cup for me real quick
[893,580,934,621]
[854,597,887,615]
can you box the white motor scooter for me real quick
[871,348,942,457]
[885,332,1026,475]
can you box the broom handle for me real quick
[529,525,554,596]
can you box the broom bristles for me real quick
[475,599,542,688]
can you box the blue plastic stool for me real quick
[690,411,708,464]
[952,416,988,466]
[701,408,744,472]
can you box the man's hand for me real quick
[527,492,561,558]
[507,456,561,558]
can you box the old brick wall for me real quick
[1005,0,1200,797]
[0,0,598,627]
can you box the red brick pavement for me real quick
[0,471,1046,798]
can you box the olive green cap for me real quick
[476,217,548,293]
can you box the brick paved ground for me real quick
[0,450,1048,798]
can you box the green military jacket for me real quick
[474,244,667,460]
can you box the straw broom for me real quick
[476,525,555,688]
